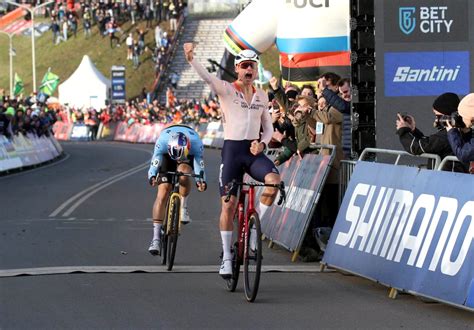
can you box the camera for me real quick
[433,112,466,129]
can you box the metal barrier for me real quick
[437,155,463,171]
[264,147,283,158]
[358,147,442,169]
[338,148,443,207]
[339,160,356,206]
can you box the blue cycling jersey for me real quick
[148,125,206,182]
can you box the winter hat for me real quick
[432,92,460,115]
[458,93,474,119]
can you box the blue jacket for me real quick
[447,128,474,163]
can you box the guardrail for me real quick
[437,155,462,172]
[359,147,442,169]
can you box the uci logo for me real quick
[399,7,416,35]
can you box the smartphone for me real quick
[272,101,280,113]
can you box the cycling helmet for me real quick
[234,49,260,66]
[167,132,190,161]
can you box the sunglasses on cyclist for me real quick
[239,62,256,69]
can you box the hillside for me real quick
[0,19,166,99]
[0,18,280,100]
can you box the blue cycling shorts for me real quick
[219,140,279,196]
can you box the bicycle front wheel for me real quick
[166,195,181,271]
[225,242,240,292]
[244,212,262,302]
[160,201,170,266]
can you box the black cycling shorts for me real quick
[219,140,279,196]
[156,154,194,185]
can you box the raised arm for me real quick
[183,42,227,96]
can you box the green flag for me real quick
[39,70,60,96]
[13,73,24,96]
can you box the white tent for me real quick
[58,55,111,110]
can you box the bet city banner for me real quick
[224,0,350,88]
[323,161,474,309]
[374,0,472,151]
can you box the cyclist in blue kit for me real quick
[184,42,281,278]
[147,124,207,255]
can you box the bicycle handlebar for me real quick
[224,180,286,206]
[159,171,203,179]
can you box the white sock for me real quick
[181,195,188,208]
[221,231,233,260]
[258,202,270,219]
[153,222,162,240]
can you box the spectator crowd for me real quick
[45,0,187,74]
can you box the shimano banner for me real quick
[323,161,474,309]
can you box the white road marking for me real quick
[0,265,330,277]
[61,164,148,217]
[49,162,148,217]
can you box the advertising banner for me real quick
[384,51,470,97]
[384,0,468,43]
[261,153,332,252]
[374,0,474,151]
[323,161,474,309]
[70,124,91,141]
[114,122,129,141]
[111,66,126,104]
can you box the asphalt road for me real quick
[1,141,473,329]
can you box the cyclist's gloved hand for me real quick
[196,180,207,192]
[149,176,157,186]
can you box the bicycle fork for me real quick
[167,192,182,234]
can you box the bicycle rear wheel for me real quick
[225,242,241,292]
[166,195,180,271]
[244,212,262,302]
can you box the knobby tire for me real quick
[160,201,170,266]
[166,195,180,271]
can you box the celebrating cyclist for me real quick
[184,43,281,278]
[147,124,207,255]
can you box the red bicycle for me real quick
[224,180,286,302]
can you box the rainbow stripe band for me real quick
[224,25,260,55]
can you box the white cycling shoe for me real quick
[180,206,192,225]
[219,259,232,279]
[148,239,161,256]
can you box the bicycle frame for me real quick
[235,185,257,262]
[164,170,202,234]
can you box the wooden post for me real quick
[388,288,398,299]
[291,250,299,262]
